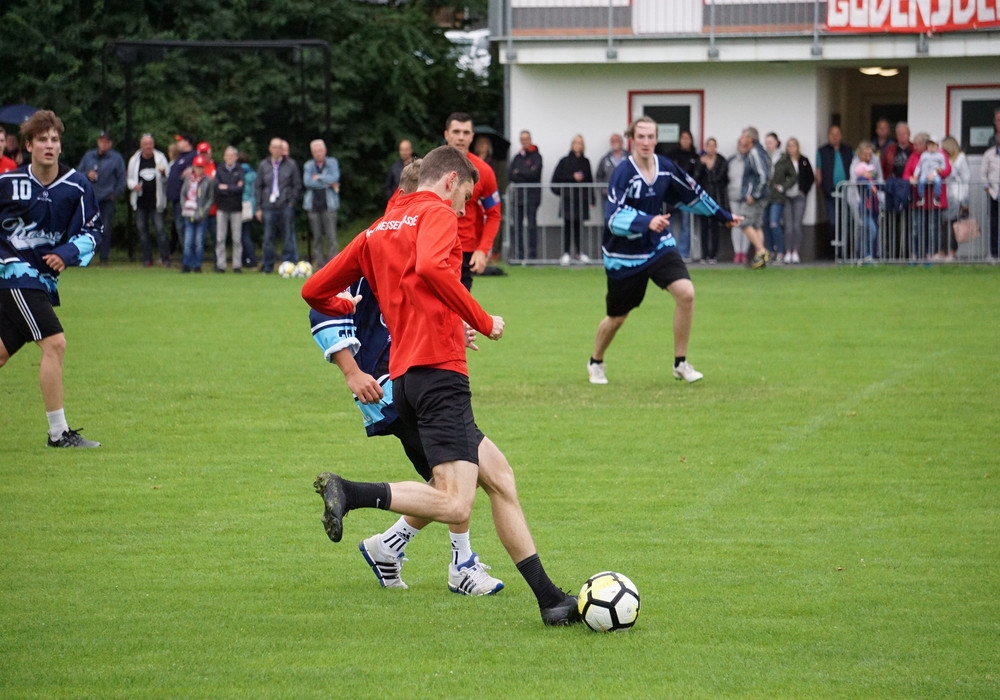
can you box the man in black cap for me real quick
[78,131,126,264]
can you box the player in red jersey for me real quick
[442,112,501,290]
[302,145,580,626]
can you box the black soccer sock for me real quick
[515,553,566,609]
[674,356,685,368]
[589,357,602,365]
[343,480,391,511]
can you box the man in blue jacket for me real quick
[0,110,103,447]
[78,131,125,265]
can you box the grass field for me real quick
[2,262,998,699]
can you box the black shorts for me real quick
[0,288,63,357]
[605,250,691,317]
[393,367,483,470]
[383,418,433,482]
[461,251,473,291]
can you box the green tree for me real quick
[0,0,501,229]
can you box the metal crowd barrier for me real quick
[504,182,608,265]
[833,179,996,264]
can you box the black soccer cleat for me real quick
[540,593,583,626]
[47,428,101,448]
[314,472,348,543]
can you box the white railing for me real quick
[833,179,997,264]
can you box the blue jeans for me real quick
[910,208,940,259]
[766,202,785,255]
[674,210,692,259]
[863,212,879,258]
[183,218,207,269]
[262,206,297,272]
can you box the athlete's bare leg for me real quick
[592,313,628,362]
[667,278,695,359]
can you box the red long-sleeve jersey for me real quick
[302,191,494,379]
[457,151,501,254]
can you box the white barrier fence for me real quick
[832,179,997,264]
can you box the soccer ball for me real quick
[293,261,314,278]
[578,571,640,632]
[277,261,296,278]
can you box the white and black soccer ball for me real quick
[578,571,640,632]
[293,261,314,278]
[277,261,297,278]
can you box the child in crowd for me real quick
[911,136,947,207]
[180,154,214,272]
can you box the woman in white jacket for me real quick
[126,134,170,267]
[940,136,969,260]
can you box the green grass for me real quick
[2,263,998,699]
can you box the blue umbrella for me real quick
[0,104,39,125]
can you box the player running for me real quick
[588,115,742,386]
[0,110,103,447]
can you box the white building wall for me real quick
[510,62,822,225]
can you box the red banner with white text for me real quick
[827,0,1000,32]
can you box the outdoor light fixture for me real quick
[859,66,900,77]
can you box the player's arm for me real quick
[414,209,495,337]
[309,308,382,404]
[474,169,502,258]
[605,175,654,238]
[51,183,103,268]
[302,233,367,316]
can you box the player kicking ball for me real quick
[304,145,580,625]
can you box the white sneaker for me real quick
[359,535,408,589]
[578,252,591,264]
[588,361,608,384]
[672,360,703,383]
[559,252,571,267]
[448,554,504,596]
[792,251,800,264]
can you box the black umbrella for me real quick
[0,104,39,125]
[473,126,510,161]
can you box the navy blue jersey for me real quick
[309,277,398,437]
[0,164,102,306]
[603,154,732,279]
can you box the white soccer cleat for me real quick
[559,252,571,267]
[672,360,703,383]
[587,361,608,385]
[448,554,504,596]
[359,535,408,589]
[578,253,591,264]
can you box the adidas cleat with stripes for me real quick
[359,535,408,589]
[448,553,504,596]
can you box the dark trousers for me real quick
[512,194,539,259]
[990,196,999,259]
[135,207,169,264]
[98,199,116,261]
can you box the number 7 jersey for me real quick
[0,164,103,306]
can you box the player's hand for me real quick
[489,315,504,340]
[648,214,669,233]
[255,210,262,222]
[344,368,383,404]
[726,215,745,229]
[335,290,362,311]
[464,322,480,351]
[42,253,66,272]
[746,195,755,205]
[470,250,488,274]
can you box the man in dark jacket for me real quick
[508,130,542,259]
[815,124,854,239]
[214,146,245,273]
[78,131,126,264]
[166,133,196,256]
[255,137,302,273]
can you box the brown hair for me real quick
[399,158,422,194]
[20,110,65,145]
[625,116,656,140]
[417,146,479,187]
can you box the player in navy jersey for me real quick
[0,110,103,447]
[587,116,742,386]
